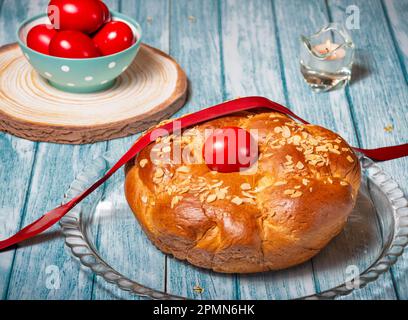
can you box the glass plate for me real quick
[61,152,408,300]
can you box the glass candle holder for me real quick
[300,23,354,92]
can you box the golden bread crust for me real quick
[124,111,361,273]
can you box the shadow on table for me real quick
[0,230,63,252]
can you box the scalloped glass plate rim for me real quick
[60,152,408,300]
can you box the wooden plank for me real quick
[382,0,408,82]
[164,0,237,300]
[382,0,408,300]
[327,0,407,299]
[91,0,170,300]
[220,0,315,300]
[273,0,397,299]
[3,0,107,300]
[0,0,40,300]
[6,143,108,300]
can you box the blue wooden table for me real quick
[0,0,407,300]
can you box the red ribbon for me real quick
[1,96,407,251]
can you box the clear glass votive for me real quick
[300,23,354,92]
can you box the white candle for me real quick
[313,39,346,60]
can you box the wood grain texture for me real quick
[91,0,170,300]
[0,0,43,300]
[383,0,408,83]
[328,0,408,300]
[274,0,398,300]
[0,43,188,144]
[1,0,407,300]
[220,0,315,300]
[165,0,237,300]
[381,0,408,299]
[2,0,107,300]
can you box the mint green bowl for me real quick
[17,11,143,93]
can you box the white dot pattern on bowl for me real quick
[108,62,116,69]
[44,72,53,78]
[101,80,109,84]
[67,83,75,87]
[61,66,70,72]
[85,76,93,81]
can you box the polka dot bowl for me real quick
[17,11,143,93]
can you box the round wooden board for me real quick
[0,43,188,144]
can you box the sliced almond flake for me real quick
[340,181,349,186]
[274,126,283,133]
[309,187,313,192]
[220,186,230,193]
[199,193,207,203]
[231,197,243,205]
[282,126,291,138]
[329,148,341,154]
[154,167,164,178]
[294,185,301,189]
[242,198,256,204]
[316,146,328,152]
[335,138,342,143]
[347,155,354,163]
[211,181,224,188]
[309,138,319,146]
[302,179,309,186]
[274,181,287,186]
[206,194,217,203]
[141,195,148,204]
[171,195,183,208]
[327,177,333,184]
[296,147,303,152]
[296,161,304,170]
[284,189,295,195]
[291,191,303,198]
[240,183,251,190]
[342,147,350,152]
[179,186,190,194]
[242,191,256,199]
[216,190,226,200]
[176,166,190,173]
[292,135,301,145]
[285,155,293,162]
[139,159,148,168]
[180,176,192,184]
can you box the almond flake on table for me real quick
[384,125,394,133]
